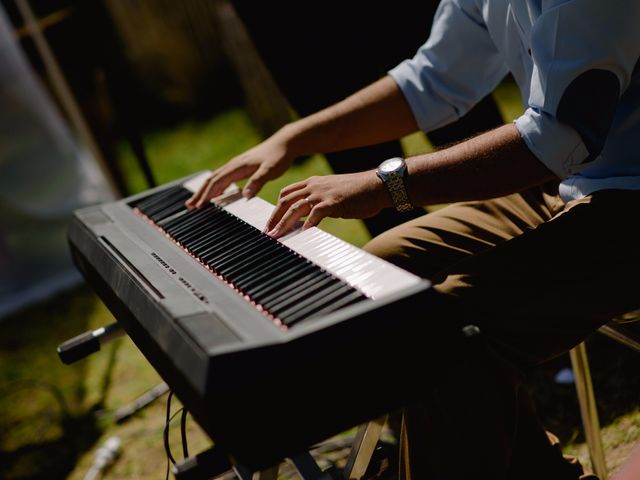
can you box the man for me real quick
[230,0,504,236]
[189,1,640,478]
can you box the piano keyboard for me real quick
[67,171,433,469]
[131,172,422,329]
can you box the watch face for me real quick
[380,158,403,173]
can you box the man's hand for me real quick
[186,76,417,209]
[265,170,391,238]
[186,132,295,208]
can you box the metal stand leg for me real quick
[343,416,386,480]
[233,464,279,480]
[114,382,170,423]
[288,452,334,480]
[569,343,608,480]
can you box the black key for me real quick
[133,186,367,328]
[162,209,208,233]
[266,275,336,313]
[234,257,305,293]
[225,242,298,277]
[249,264,320,301]
[167,207,222,238]
[195,230,261,262]
[277,282,353,323]
[134,186,183,212]
[262,275,332,313]
[201,235,271,266]
[285,289,367,326]
[185,220,250,253]
[151,195,191,222]
[258,270,330,307]
[157,208,191,227]
[196,233,254,261]
[210,236,281,271]
[217,245,291,280]
[163,206,212,234]
[174,213,233,245]
[173,219,227,247]
[285,286,360,323]
[144,189,191,217]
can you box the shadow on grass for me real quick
[0,286,121,479]
[0,409,102,480]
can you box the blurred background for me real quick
[0,1,638,479]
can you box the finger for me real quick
[268,198,314,238]
[278,180,307,200]
[193,176,221,208]
[243,166,272,198]
[186,175,214,208]
[302,203,330,230]
[265,189,309,232]
[193,164,255,208]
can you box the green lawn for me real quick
[2,81,639,479]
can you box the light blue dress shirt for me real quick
[389,0,640,202]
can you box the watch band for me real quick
[385,172,414,212]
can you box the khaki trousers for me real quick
[364,183,640,480]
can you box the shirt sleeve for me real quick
[514,0,640,179]
[388,0,508,133]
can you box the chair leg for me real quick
[569,342,608,480]
[343,416,386,479]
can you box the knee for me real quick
[363,219,456,281]
[363,230,410,268]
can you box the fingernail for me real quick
[243,187,253,198]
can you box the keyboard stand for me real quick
[232,421,388,480]
[288,452,335,479]
[174,446,335,480]
[233,464,279,480]
[58,323,381,480]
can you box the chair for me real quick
[344,311,640,480]
[570,310,640,480]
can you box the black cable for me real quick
[180,407,189,459]
[164,390,176,480]
[165,390,193,480]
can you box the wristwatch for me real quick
[376,157,413,212]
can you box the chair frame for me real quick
[570,315,640,480]
[345,314,640,480]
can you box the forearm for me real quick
[264,124,559,236]
[278,75,419,157]
[402,124,558,207]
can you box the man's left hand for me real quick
[265,170,390,238]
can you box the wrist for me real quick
[376,157,414,212]
[368,170,394,211]
[276,122,310,159]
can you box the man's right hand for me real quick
[186,128,297,208]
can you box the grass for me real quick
[2,80,639,479]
